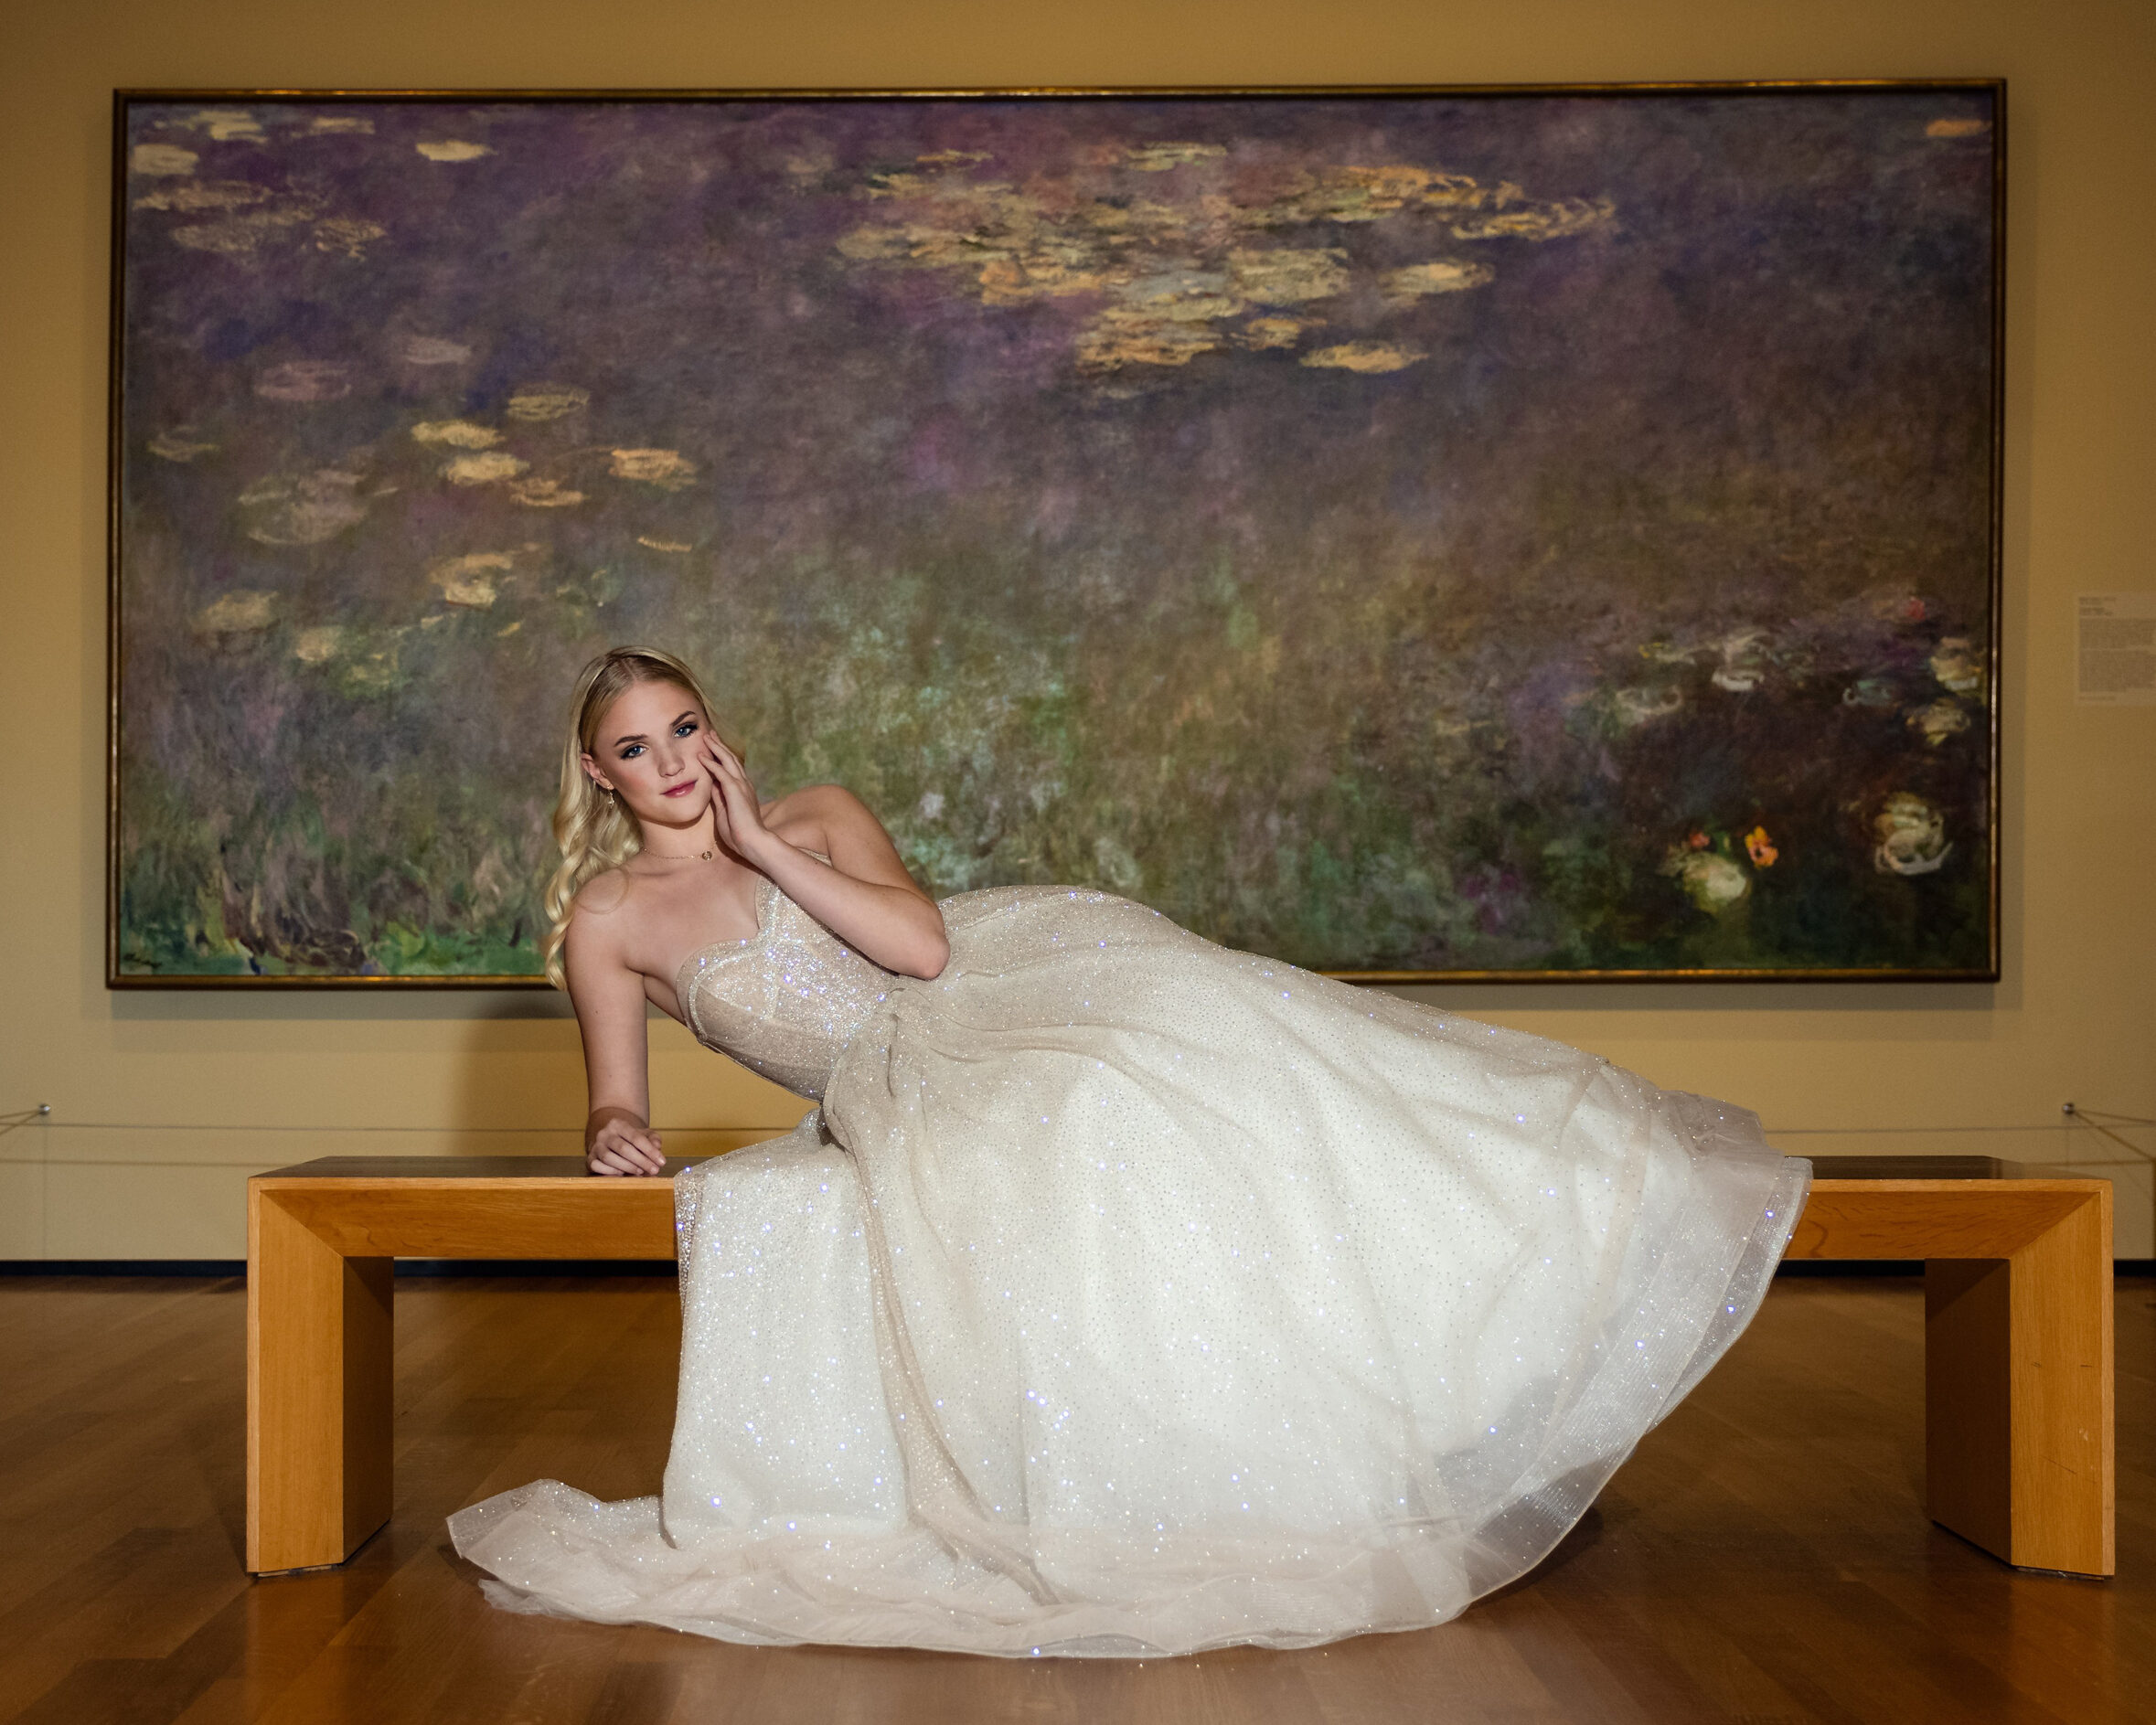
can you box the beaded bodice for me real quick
[672,872,904,1102]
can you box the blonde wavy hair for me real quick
[540,645,741,990]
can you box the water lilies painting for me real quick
[108,84,2002,983]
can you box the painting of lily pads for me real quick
[109,84,2001,983]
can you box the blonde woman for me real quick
[451,644,1810,1658]
[532,645,947,1177]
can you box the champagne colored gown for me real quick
[448,872,1809,1656]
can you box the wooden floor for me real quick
[0,1274,2147,1725]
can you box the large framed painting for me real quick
[108,81,2003,985]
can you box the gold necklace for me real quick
[641,839,717,861]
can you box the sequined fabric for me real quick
[450,880,1810,1656]
[671,871,902,1102]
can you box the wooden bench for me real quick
[244,1154,2115,1580]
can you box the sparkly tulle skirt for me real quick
[448,885,1809,1656]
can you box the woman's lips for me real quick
[663,780,697,797]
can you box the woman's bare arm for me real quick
[562,883,667,1175]
[700,737,949,979]
[755,785,951,978]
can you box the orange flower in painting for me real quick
[1687,830,1711,850]
[1745,825,1778,868]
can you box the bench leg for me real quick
[247,1188,393,1574]
[1925,1192,2115,1576]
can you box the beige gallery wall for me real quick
[1,0,2150,1260]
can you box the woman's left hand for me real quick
[699,731,774,858]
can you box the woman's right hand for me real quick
[586,1111,666,1176]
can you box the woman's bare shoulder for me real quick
[763,781,875,836]
[565,869,638,959]
[563,871,662,1006]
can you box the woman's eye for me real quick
[677,721,698,737]
[621,744,644,759]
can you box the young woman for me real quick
[449,644,1809,1657]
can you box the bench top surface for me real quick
[254,1152,2033,1183]
[260,1155,670,1180]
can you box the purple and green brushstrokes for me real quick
[115,91,1997,977]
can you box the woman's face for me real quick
[581,679,715,831]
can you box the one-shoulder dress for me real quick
[447,871,1809,1656]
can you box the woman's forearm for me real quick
[745,836,949,978]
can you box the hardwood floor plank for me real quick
[1,1274,2143,1724]
[582,1659,688,1725]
